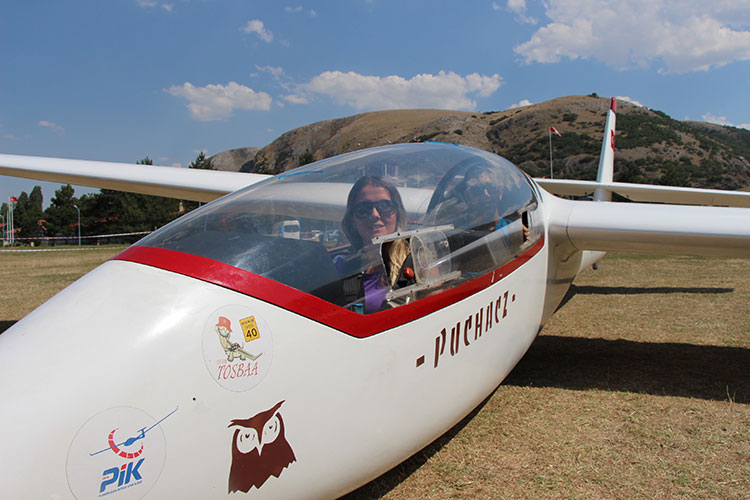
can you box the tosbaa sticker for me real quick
[67,406,175,500]
[202,305,273,392]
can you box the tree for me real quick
[659,163,689,187]
[188,151,212,170]
[75,192,99,236]
[298,149,316,167]
[0,202,7,240]
[44,184,79,236]
[614,161,646,184]
[10,189,46,240]
[81,157,190,236]
[12,191,28,238]
[17,186,46,239]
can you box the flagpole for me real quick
[549,127,553,179]
[8,197,14,246]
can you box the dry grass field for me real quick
[1,249,748,499]
[0,247,125,329]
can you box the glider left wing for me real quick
[0,153,268,203]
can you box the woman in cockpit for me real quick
[338,176,415,313]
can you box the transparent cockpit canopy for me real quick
[138,143,541,312]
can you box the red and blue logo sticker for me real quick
[67,406,176,499]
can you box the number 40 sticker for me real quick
[240,316,261,342]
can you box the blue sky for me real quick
[2,0,750,207]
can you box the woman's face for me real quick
[352,184,397,246]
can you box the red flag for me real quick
[550,126,562,137]
[9,196,17,203]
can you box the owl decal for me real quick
[228,400,296,493]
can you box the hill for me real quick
[210,95,750,190]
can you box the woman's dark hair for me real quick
[342,176,407,250]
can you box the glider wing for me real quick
[0,153,268,203]
[547,194,750,258]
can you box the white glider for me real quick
[0,98,748,499]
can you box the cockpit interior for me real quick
[138,143,542,313]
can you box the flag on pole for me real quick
[9,196,17,203]
[550,126,562,137]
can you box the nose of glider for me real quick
[0,259,255,498]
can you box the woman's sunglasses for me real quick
[353,200,397,219]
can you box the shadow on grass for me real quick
[504,335,749,404]
[547,284,745,402]
[555,283,734,314]
[0,321,16,335]
[340,396,492,500]
[573,285,734,295]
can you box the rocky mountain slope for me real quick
[210,95,750,190]
[207,146,260,172]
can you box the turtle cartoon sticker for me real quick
[215,316,262,363]
[66,406,175,500]
[202,305,273,392]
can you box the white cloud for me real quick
[505,0,538,24]
[305,70,503,110]
[514,1,750,73]
[254,65,304,102]
[38,120,65,135]
[284,6,315,16]
[255,65,285,78]
[508,99,533,109]
[702,112,731,125]
[615,95,645,107]
[284,94,310,105]
[136,0,173,11]
[165,82,272,121]
[702,112,750,130]
[241,19,273,43]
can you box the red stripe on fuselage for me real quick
[114,238,544,338]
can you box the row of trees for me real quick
[2,153,211,244]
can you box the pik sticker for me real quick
[66,406,176,500]
[202,305,273,392]
[228,401,296,493]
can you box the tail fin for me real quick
[534,96,750,207]
[593,97,616,202]
[580,97,616,269]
